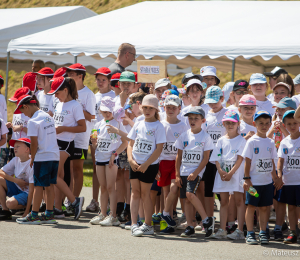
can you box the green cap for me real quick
[119,71,136,82]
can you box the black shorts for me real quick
[180,175,201,199]
[129,163,159,184]
[57,139,74,156]
[33,161,59,187]
[201,162,217,197]
[71,147,88,160]
[96,160,117,166]
[151,179,161,196]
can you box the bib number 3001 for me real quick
[182,150,202,166]
[286,155,300,171]
[255,158,273,174]
[134,138,153,155]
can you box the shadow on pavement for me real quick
[52,223,90,230]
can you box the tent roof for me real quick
[0,6,96,57]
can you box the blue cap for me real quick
[273,97,297,110]
[204,86,223,104]
[254,110,272,121]
[249,73,267,85]
[293,74,300,85]
[282,110,296,123]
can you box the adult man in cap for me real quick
[31,60,45,73]
[109,43,136,74]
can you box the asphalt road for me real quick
[0,187,299,260]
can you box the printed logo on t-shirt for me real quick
[214,122,223,127]
[267,147,272,154]
[283,148,288,154]
[231,149,238,154]
[183,141,188,148]
[195,142,204,148]
[146,130,155,136]
[44,117,52,123]
[61,110,71,115]
[295,147,300,153]
[174,132,180,138]
[254,148,259,154]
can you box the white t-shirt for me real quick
[27,110,60,161]
[36,90,54,114]
[133,115,145,124]
[0,118,8,148]
[174,129,214,177]
[12,114,30,140]
[210,135,246,193]
[53,97,60,110]
[160,121,189,161]
[127,120,166,165]
[2,157,33,193]
[241,135,277,185]
[267,93,274,103]
[292,94,300,108]
[75,86,96,149]
[54,100,85,142]
[95,119,127,162]
[0,94,7,123]
[278,136,300,185]
[256,99,275,116]
[240,120,257,138]
[205,107,228,145]
[114,95,132,133]
[95,91,116,122]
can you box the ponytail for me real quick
[20,95,40,108]
[60,77,78,100]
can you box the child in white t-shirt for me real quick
[174,106,215,238]
[127,94,166,237]
[0,138,33,221]
[154,78,172,112]
[210,110,246,240]
[238,95,257,140]
[242,110,282,245]
[89,96,127,226]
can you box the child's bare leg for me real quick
[234,192,246,231]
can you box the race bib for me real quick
[220,160,236,172]
[40,104,49,112]
[207,130,222,144]
[53,113,64,126]
[182,150,202,166]
[97,138,112,152]
[162,142,177,156]
[255,158,273,174]
[286,155,300,171]
[133,138,153,155]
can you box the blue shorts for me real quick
[245,183,274,207]
[33,161,59,187]
[151,180,161,196]
[274,185,300,207]
[5,180,28,206]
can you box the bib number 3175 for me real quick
[134,138,153,155]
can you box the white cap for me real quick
[200,66,220,84]
[186,79,203,89]
[155,78,170,90]
[99,96,115,113]
[222,82,234,105]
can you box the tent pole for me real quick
[5,51,10,101]
[231,59,235,82]
[74,56,77,63]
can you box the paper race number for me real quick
[163,142,177,156]
[182,150,202,166]
[207,130,222,144]
[133,138,153,155]
[256,158,273,174]
[220,160,236,172]
[286,155,300,171]
[53,113,64,126]
[97,138,111,152]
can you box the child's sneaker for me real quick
[86,199,99,212]
[152,213,161,225]
[138,223,155,235]
[274,229,284,241]
[131,224,143,237]
[195,222,203,231]
[227,229,245,240]
[177,221,188,230]
[212,228,227,239]
[203,217,215,238]
[258,232,269,244]
[284,232,297,244]
[54,208,65,219]
[160,226,175,234]
[180,226,195,237]
[246,233,258,245]
[16,212,41,225]
[71,197,84,220]
[100,216,120,226]
[90,213,106,225]
[161,213,176,227]
[39,213,57,224]
[124,220,132,229]
[0,209,12,220]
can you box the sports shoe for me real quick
[100,215,120,226]
[63,205,74,217]
[54,208,65,219]
[203,217,215,238]
[173,210,178,220]
[39,202,46,213]
[195,212,202,222]
[118,208,131,223]
[246,233,258,245]
[274,229,284,241]
[180,226,195,237]
[152,213,161,225]
[269,210,276,222]
[125,220,142,230]
[90,213,106,225]
[258,232,269,244]
[266,228,270,240]
[71,197,84,220]
[160,226,175,234]
[131,224,143,237]
[138,223,155,235]
[284,232,297,244]
[212,228,227,239]
[64,198,71,208]
[86,199,100,212]
[123,220,132,229]
[16,212,41,225]
[177,221,188,230]
[0,209,12,220]
[227,229,245,240]
[39,213,57,224]
[161,213,176,227]
[195,222,203,231]
[282,222,289,233]
[214,201,218,211]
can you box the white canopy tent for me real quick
[7,1,300,97]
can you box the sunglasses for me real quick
[235,90,248,95]
[128,102,137,110]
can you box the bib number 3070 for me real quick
[182,150,202,166]
[134,138,153,155]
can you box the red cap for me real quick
[134,72,138,83]
[0,75,3,80]
[14,95,34,114]
[94,67,111,76]
[65,63,86,72]
[36,67,54,76]
[9,138,31,148]
[22,72,37,92]
[111,73,121,81]
[9,87,31,103]
[52,67,67,79]
[47,76,65,95]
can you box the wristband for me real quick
[112,151,117,156]
[243,176,251,180]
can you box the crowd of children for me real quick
[0,61,300,246]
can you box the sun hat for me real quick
[9,138,31,148]
[222,110,240,123]
[249,73,267,85]
[272,97,296,110]
[65,63,86,71]
[164,94,181,107]
[204,86,223,104]
[142,94,159,110]
[222,82,234,105]
[253,110,272,121]
[177,86,187,94]
[47,76,65,95]
[273,82,291,92]
[14,95,35,114]
[233,80,249,91]
[200,66,220,85]
[36,67,54,77]
[239,94,257,106]
[293,74,300,85]
[155,78,171,90]
[119,71,135,83]
[99,96,115,113]
[181,72,203,85]
[264,66,287,77]
[184,106,205,118]
[94,67,111,76]
[9,87,31,103]
[282,110,296,123]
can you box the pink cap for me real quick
[239,94,257,106]
[142,94,159,110]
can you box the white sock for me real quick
[163,210,170,216]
